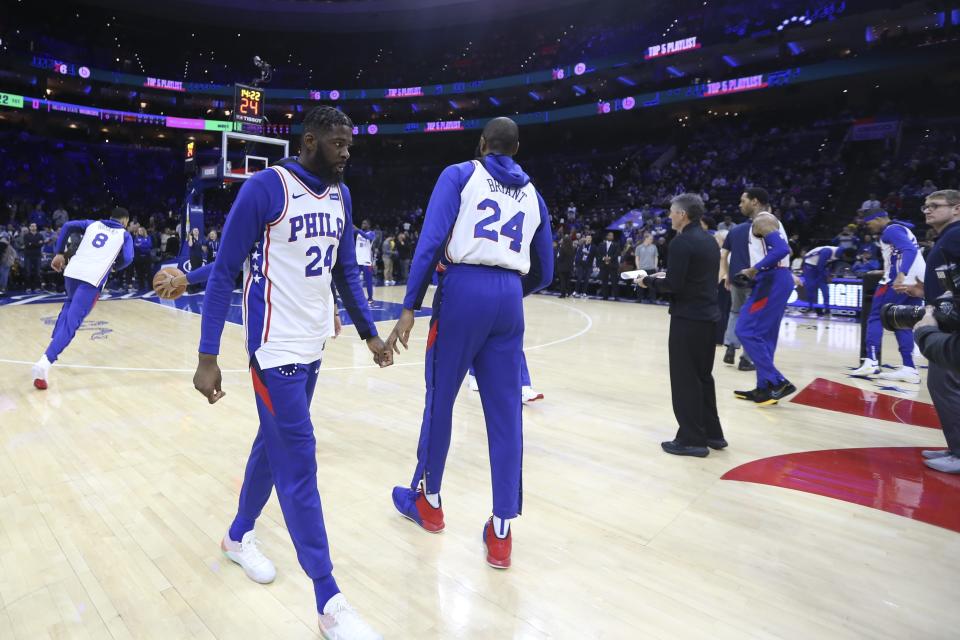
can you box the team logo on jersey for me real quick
[288,212,343,242]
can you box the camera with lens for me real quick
[881,263,960,332]
[732,272,755,288]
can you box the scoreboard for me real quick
[234,84,265,126]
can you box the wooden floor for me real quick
[1,286,957,639]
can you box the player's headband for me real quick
[862,210,889,222]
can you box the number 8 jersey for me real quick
[444,159,543,274]
[64,220,129,287]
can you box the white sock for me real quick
[425,492,440,509]
[492,515,511,539]
[35,355,51,372]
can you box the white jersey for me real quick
[748,213,790,268]
[445,160,542,274]
[879,223,925,285]
[64,220,127,286]
[243,165,343,369]
[803,246,838,266]
[355,231,373,266]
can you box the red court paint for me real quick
[791,377,941,429]
[723,447,960,534]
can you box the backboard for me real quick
[221,130,289,183]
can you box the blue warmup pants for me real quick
[469,351,532,386]
[802,264,829,310]
[735,269,794,388]
[44,276,102,363]
[411,265,524,519]
[866,284,920,367]
[235,356,335,597]
[360,264,373,301]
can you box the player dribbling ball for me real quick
[153,266,188,300]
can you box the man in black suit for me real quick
[23,222,44,292]
[597,230,621,300]
[638,194,725,457]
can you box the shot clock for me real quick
[234,83,265,126]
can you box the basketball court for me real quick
[1,287,956,639]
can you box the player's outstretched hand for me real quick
[387,309,415,354]
[51,253,66,273]
[366,336,393,368]
[194,354,226,404]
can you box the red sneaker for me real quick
[392,485,445,533]
[33,378,48,390]
[483,517,511,569]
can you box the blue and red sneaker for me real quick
[482,517,512,569]
[392,484,445,533]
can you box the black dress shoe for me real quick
[770,380,798,400]
[738,358,756,371]
[707,438,728,450]
[723,346,735,365]
[661,440,709,457]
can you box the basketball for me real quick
[153,267,186,300]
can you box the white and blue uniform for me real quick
[736,218,794,389]
[801,245,841,310]
[354,228,376,301]
[199,159,376,612]
[399,154,553,520]
[44,219,133,363]
[865,220,924,366]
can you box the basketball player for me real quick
[734,210,797,405]
[386,117,553,569]
[31,207,134,389]
[192,106,388,640]
[800,245,843,315]
[467,352,543,402]
[355,219,376,305]
[851,210,925,382]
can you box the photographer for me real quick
[898,190,960,473]
[915,308,960,372]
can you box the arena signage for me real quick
[704,74,767,97]
[386,87,424,98]
[144,77,185,92]
[645,37,700,60]
[424,120,464,132]
[30,55,89,78]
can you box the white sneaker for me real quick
[221,530,276,584]
[32,355,51,390]
[850,359,880,376]
[522,386,544,403]
[319,593,382,640]
[468,373,479,392]
[876,366,921,384]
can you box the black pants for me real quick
[599,265,619,299]
[669,316,723,447]
[188,256,203,293]
[575,266,591,295]
[24,254,41,289]
[928,362,960,456]
[558,271,572,297]
[135,255,152,290]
